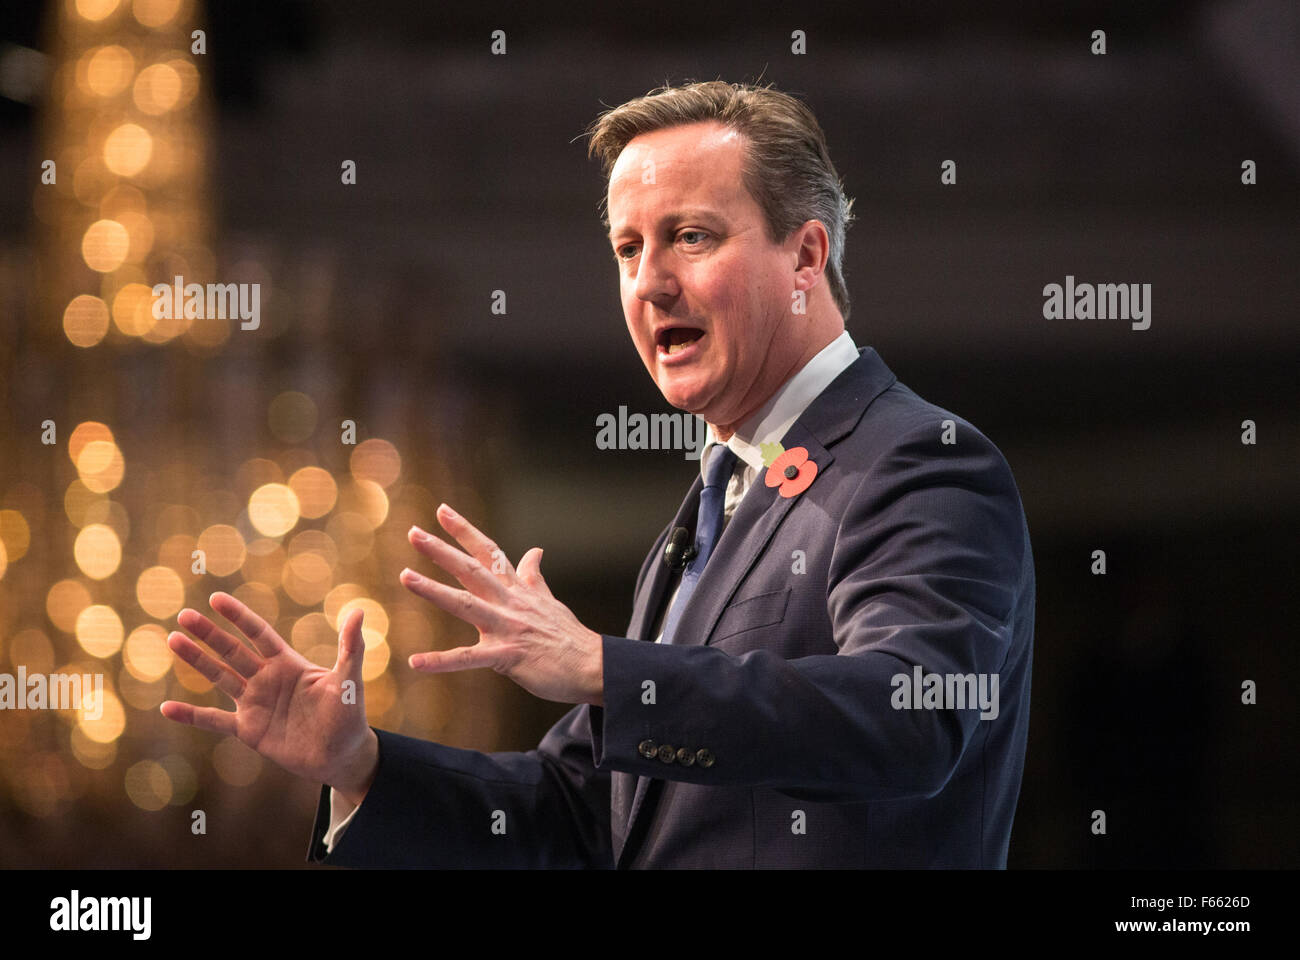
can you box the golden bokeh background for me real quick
[0,0,520,867]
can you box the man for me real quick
[161,80,1035,868]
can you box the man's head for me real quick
[586,81,856,437]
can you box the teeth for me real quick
[662,329,702,355]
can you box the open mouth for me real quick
[656,326,705,357]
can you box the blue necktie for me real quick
[661,445,738,645]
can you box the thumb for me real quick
[332,607,366,682]
[517,547,550,590]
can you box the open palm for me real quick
[160,592,375,793]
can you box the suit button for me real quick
[675,747,695,766]
[638,739,658,759]
[657,744,676,764]
[695,748,715,768]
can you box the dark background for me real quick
[0,0,1296,867]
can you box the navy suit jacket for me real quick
[307,346,1035,868]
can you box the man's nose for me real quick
[633,241,680,303]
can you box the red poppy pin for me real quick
[761,442,817,498]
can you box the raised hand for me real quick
[160,592,379,805]
[399,503,605,706]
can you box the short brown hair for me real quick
[586,80,856,320]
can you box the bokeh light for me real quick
[231,581,278,624]
[71,725,117,770]
[132,62,182,114]
[64,481,104,528]
[195,524,246,576]
[164,56,199,108]
[75,0,122,23]
[290,612,334,654]
[124,759,172,810]
[82,44,134,96]
[83,498,129,541]
[350,438,402,488]
[9,629,55,673]
[337,479,388,529]
[234,458,284,494]
[288,466,337,518]
[73,523,122,579]
[111,282,156,336]
[63,294,111,347]
[322,582,366,626]
[75,603,125,658]
[248,483,300,537]
[46,579,94,633]
[362,639,391,681]
[102,123,153,177]
[77,445,125,494]
[157,532,200,580]
[0,510,31,563]
[68,421,114,465]
[81,218,130,272]
[123,624,172,682]
[133,0,182,30]
[117,210,155,262]
[135,565,185,618]
[77,689,126,744]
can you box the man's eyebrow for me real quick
[607,209,726,242]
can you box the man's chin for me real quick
[653,375,713,415]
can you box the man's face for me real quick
[606,121,801,430]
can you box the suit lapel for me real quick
[614,348,899,866]
[696,424,833,649]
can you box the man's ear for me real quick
[790,219,830,291]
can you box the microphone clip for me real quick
[663,526,697,570]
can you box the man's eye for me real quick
[615,245,638,261]
[678,231,706,245]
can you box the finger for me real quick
[332,607,366,682]
[408,526,509,602]
[400,567,507,632]
[409,644,500,674]
[209,591,285,659]
[159,700,239,738]
[177,608,262,678]
[435,504,517,583]
[167,632,246,701]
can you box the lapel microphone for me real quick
[663,526,696,569]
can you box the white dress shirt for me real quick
[323,329,861,853]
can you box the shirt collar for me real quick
[698,329,859,480]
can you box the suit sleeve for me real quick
[305,523,673,867]
[306,703,614,867]
[588,421,1029,803]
